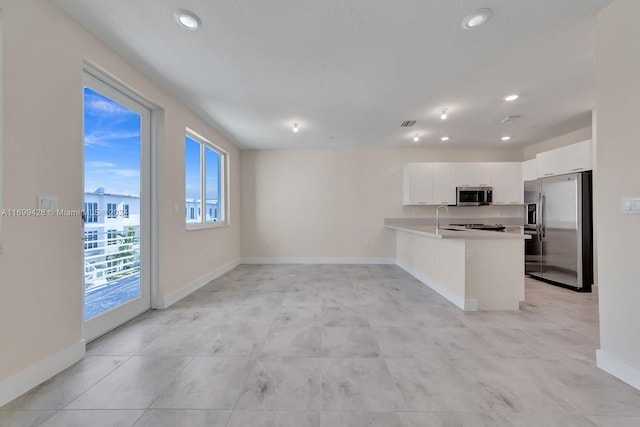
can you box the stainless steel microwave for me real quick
[456,187,493,206]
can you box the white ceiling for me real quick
[52,0,614,150]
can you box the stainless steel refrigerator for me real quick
[523,171,593,292]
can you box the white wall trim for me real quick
[395,259,475,311]
[241,257,395,265]
[0,340,85,407]
[596,349,640,391]
[158,258,242,309]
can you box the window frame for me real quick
[84,202,98,223]
[107,229,117,245]
[83,230,98,250]
[107,203,117,219]
[185,128,228,230]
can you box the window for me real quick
[84,202,98,223]
[107,229,117,245]
[84,230,98,249]
[107,203,117,218]
[185,131,226,227]
[122,204,129,218]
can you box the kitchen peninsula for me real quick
[385,219,530,311]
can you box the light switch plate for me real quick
[621,197,640,214]
[37,196,58,210]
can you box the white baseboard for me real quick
[395,260,474,311]
[241,257,395,265]
[158,258,242,309]
[0,340,86,407]
[597,349,640,391]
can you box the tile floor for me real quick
[2,264,640,427]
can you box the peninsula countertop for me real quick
[384,219,531,240]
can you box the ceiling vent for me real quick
[501,115,523,124]
[401,120,416,127]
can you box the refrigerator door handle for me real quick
[537,193,542,242]
[541,194,546,241]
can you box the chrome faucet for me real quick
[435,204,450,234]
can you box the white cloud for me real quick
[84,130,141,148]
[85,93,132,117]
[112,169,140,178]
[86,161,116,168]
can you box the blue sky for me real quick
[186,136,221,201]
[85,87,221,201]
[84,87,141,196]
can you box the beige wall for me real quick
[522,126,593,160]
[240,148,523,259]
[596,0,640,382]
[0,1,240,382]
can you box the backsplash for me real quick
[400,204,524,223]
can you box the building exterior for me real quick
[83,188,140,289]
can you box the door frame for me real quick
[82,63,160,341]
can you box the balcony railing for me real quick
[84,229,140,293]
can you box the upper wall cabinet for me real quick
[454,163,492,187]
[521,158,538,182]
[491,162,523,204]
[403,163,456,206]
[432,163,457,205]
[403,163,433,205]
[536,140,592,178]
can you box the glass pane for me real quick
[185,136,202,223]
[84,87,141,320]
[205,146,222,222]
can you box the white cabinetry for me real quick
[536,140,592,178]
[432,163,456,205]
[491,162,523,204]
[454,163,492,187]
[403,163,433,205]
[403,161,521,206]
[475,163,492,187]
[521,159,538,182]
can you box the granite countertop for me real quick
[384,220,531,240]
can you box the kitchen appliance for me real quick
[456,187,493,206]
[451,223,505,231]
[524,171,593,292]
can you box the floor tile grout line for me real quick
[145,355,196,411]
[58,353,135,411]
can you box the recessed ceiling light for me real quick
[503,94,519,102]
[293,123,299,133]
[462,8,492,29]
[440,109,448,120]
[440,136,450,142]
[414,134,420,142]
[501,136,512,141]
[174,9,201,30]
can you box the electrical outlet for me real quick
[208,251,214,261]
[364,240,370,247]
[264,240,271,248]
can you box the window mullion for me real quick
[200,142,206,224]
